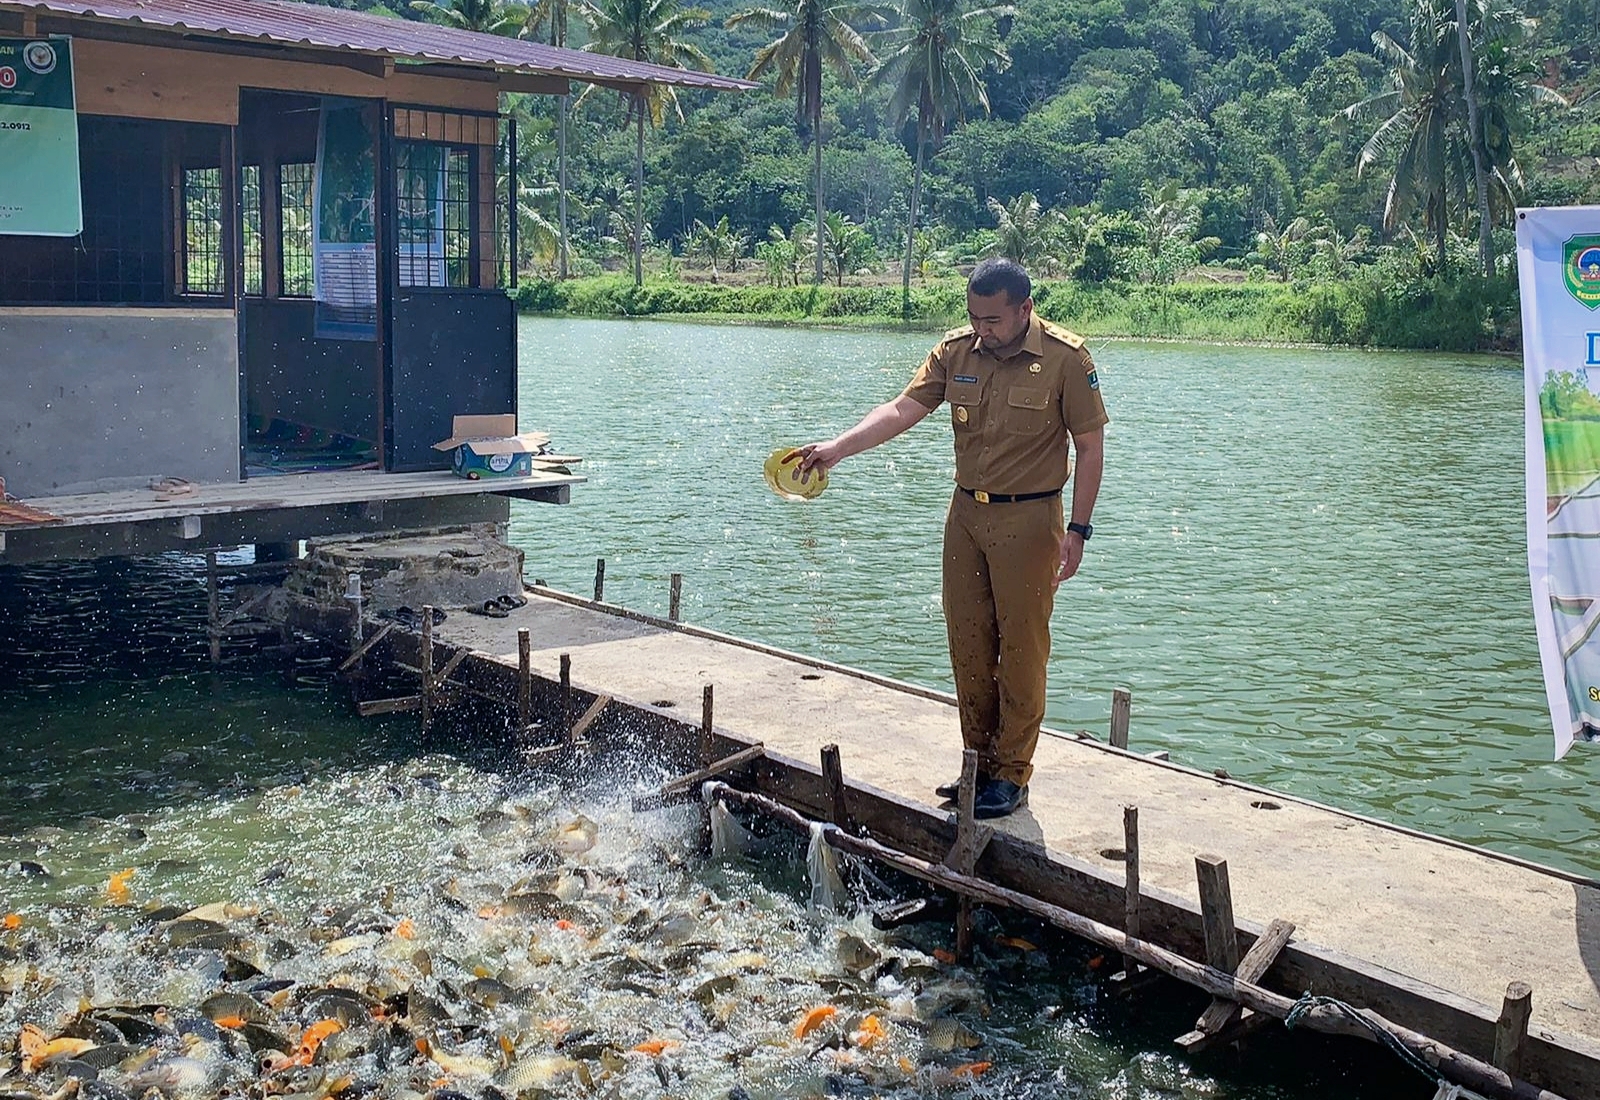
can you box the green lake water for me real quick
[508,317,1597,877]
[0,318,1589,1100]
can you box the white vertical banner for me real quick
[1515,206,1600,759]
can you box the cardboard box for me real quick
[431,415,551,479]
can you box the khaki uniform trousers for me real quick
[941,488,1064,787]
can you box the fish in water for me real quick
[554,815,599,856]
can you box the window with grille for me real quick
[181,167,224,296]
[241,164,263,296]
[395,141,474,288]
[280,162,315,297]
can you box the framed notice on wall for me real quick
[0,37,81,236]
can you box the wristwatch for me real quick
[1067,522,1093,541]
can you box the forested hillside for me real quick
[328,0,1600,343]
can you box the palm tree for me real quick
[410,0,526,33]
[580,0,714,285]
[870,0,1011,309]
[1255,212,1314,280]
[1341,0,1559,274]
[726,0,878,286]
[821,210,874,285]
[688,215,746,281]
[983,191,1072,268]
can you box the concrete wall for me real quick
[1,307,240,497]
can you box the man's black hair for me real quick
[968,257,1032,304]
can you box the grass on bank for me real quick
[511,274,1520,352]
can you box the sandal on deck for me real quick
[495,592,528,610]
[468,599,510,618]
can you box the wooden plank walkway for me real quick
[428,584,1600,1097]
[0,469,584,563]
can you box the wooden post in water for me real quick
[700,684,715,765]
[1122,804,1141,976]
[953,749,982,961]
[593,558,605,602]
[1493,981,1534,1078]
[205,550,221,666]
[517,628,532,733]
[559,653,572,738]
[669,573,683,621]
[1196,855,1240,974]
[1110,688,1131,749]
[420,606,435,736]
[821,744,849,833]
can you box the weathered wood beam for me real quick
[338,621,395,673]
[632,743,767,811]
[1178,917,1296,1052]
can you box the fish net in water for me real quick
[807,821,846,912]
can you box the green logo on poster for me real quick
[1565,235,1600,309]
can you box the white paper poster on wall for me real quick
[1515,206,1600,759]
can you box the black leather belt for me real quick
[958,486,1061,504]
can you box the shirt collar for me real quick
[976,314,1045,361]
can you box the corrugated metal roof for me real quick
[2,0,756,90]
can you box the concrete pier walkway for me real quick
[429,584,1600,1097]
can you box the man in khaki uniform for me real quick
[794,258,1106,818]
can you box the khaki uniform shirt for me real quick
[903,315,1109,495]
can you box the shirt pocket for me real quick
[946,378,984,431]
[1004,386,1051,435]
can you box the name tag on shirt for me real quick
[954,374,979,384]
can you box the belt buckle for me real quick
[973,490,990,504]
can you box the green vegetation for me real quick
[1542,372,1600,493]
[338,0,1600,347]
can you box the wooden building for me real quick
[0,0,749,560]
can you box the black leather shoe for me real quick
[973,779,1029,819]
[935,773,989,801]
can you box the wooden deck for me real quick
[0,469,584,564]
[408,584,1600,1099]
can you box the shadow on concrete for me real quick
[1574,882,1600,996]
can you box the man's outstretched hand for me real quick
[788,442,844,483]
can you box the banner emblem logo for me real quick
[1564,235,1600,309]
[22,42,55,74]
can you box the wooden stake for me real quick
[205,550,221,666]
[700,683,714,765]
[632,742,766,811]
[357,694,420,717]
[1122,804,1141,976]
[669,573,683,621]
[517,628,532,731]
[1110,687,1131,749]
[1196,854,1240,975]
[421,606,435,735]
[1179,917,1296,1051]
[559,653,572,737]
[593,558,605,602]
[951,749,985,961]
[338,621,395,673]
[1493,981,1534,1079]
[569,693,612,743]
[821,744,849,833]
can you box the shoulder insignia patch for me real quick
[942,324,975,342]
[1041,321,1085,349]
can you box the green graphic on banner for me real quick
[0,37,81,236]
[1563,234,1600,309]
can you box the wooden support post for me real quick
[569,693,612,743]
[669,573,683,621]
[205,550,221,666]
[338,621,395,673]
[1110,687,1131,749]
[420,606,435,735]
[821,744,850,833]
[632,743,766,811]
[1493,981,1534,1079]
[700,683,714,765]
[593,558,605,602]
[1178,917,1296,1052]
[559,653,572,737]
[947,749,994,962]
[517,628,532,731]
[1196,854,1241,975]
[1120,804,1141,978]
